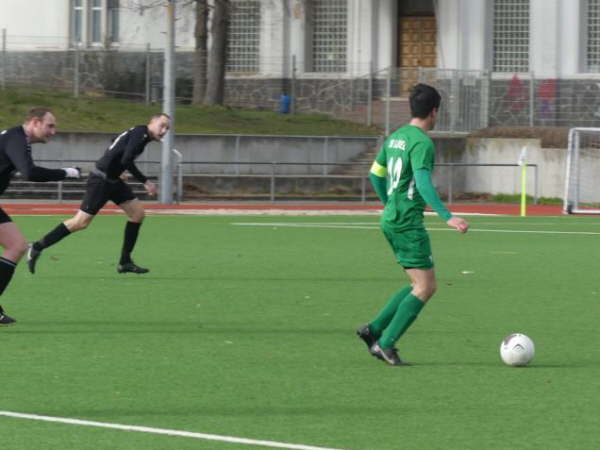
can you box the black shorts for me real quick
[0,206,12,224]
[80,174,137,215]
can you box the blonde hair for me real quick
[150,113,171,121]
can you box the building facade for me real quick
[3,1,599,77]
[1,0,600,128]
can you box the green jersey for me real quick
[374,124,435,231]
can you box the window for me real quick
[69,0,119,47]
[588,0,600,71]
[309,0,348,73]
[90,0,103,44]
[72,0,84,44]
[227,0,261,73]
[107,0,120,43]
[492,0,530,72]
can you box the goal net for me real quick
[564,127,600,214]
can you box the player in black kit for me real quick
[27,113,171,276]
[0,108,82,325]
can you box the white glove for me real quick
[63,167,81,178]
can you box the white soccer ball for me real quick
[500,333,535,366]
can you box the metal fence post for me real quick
[1,29,6,90]
[322,137,329,176]
[385,66,392,137]
[361,176,366,203]
[533,164,539,204]
[270,162,276,202]
[480,70,491,129]
[145,43,151,105]
[171,149,183,203]
[450,70,460,132]
[529,71,535,127]
[73,44,80,98]
[234,135,241,175]
[448,164,454,204]
[367,60,373,126]
[291,55,297,114]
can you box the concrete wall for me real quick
[33,132,574,200]
[35,132,379,176]
[433,138,566,200]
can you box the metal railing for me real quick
[437,162,539,204]
[177,161,371,202]
[3,160,539,205]
[5,157,184,204]
[176,161,540,203]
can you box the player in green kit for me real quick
[356,84,469,366]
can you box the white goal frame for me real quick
[564,127,600,214]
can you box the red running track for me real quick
[0,202,564,216]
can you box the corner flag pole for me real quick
[518,147,528,217]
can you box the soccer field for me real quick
[1,213,600,450]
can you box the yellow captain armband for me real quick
[370,160,387,177]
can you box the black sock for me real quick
[120,221,142,265]
[0,257,17,297]
[34,223,71,251]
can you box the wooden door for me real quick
[398,16,437,95]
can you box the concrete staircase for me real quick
[330,98,411,176]
[330,139,382,176]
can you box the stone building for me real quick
[1,1,599,128]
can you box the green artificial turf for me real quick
[1,214,599,450]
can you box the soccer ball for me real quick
[500,333,535,366]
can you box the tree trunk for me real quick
[204,0,230,105]
[192,0,208,105]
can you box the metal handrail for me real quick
[5,160,539,205]
[7,151,185,203]
[175,161,539,204]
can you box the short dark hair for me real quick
[25,107,53,123]
[409,84,441,119]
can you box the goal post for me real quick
[564,127,600,214]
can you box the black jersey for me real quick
[95,125,152,183]
[0,126,67,195]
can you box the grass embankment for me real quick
[0,87,380,136]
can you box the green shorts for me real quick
[382,226,434,269]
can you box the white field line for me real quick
[0,411,346,450]
[143,210,500,217]
[11,210,500,217]
[231,222,600,236]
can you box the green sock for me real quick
[378,294,426,349]
[368,286,412,338]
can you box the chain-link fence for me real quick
[4,32,600,133]
[488,73,600,128]
[0,32,167,102]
